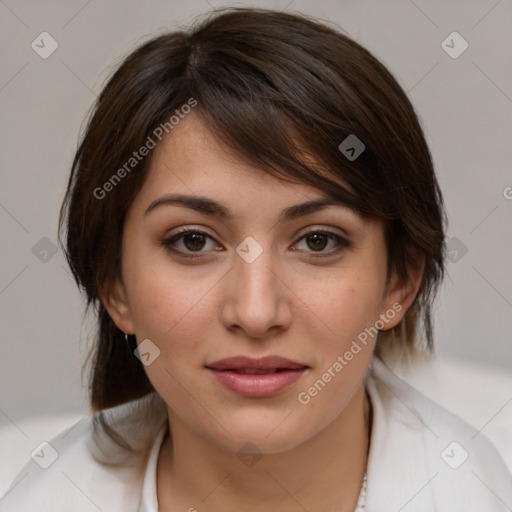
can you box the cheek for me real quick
[124,269,216,407]
[128,270,213,348]
[294,274,382,421]
[120,238,212,350]
[303,266,385,352]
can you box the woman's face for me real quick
[104,112,415,454]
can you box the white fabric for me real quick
[139,424,166,512]
[389,354,512,474]
[1,356,511,511]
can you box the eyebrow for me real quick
[144,193,350,223]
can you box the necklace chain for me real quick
[354,472,367,511]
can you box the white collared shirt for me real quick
[2,356,511,511]
[139,424,166,512]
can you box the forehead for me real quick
[126,111,373,237]
[136,112,326,209]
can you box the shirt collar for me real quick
[139,424,168,512]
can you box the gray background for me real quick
[1,0,511,424]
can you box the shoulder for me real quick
[0,393,167,512]
[365,355,512,511]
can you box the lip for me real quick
[206,355,307,371]
[205,355,309,398]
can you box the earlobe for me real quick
[99,278,135,334]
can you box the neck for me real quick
[157,383,371,512]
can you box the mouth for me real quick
[205,354,308,372]
[223,368,292,374]
[205,355,309,397]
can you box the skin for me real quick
[102,112,422,512]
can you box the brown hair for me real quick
[59,7,446,412]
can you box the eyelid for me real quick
[296,224,351,240]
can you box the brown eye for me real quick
[305,232,329,251]
[182,232,207,251]
[294,230,351,257]
[162,229,221,259]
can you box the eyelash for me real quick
[161,228,352,260]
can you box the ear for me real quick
[99,277,136,335]
[379,256,424,331]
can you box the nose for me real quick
[221,243,292,339]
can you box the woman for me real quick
[2,7,511,512]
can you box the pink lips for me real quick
[205,355,308,398]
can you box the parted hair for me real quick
[58,7,446,412]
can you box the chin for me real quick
[209,417,313,456]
